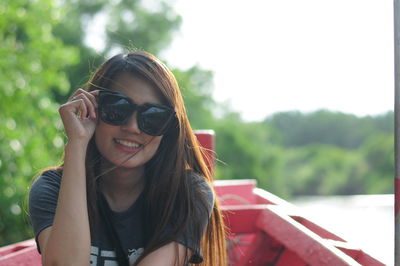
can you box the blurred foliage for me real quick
[214,110,393,199]
[0,0,394,249]
[172,66,216,129]
[0,0,77,245]
[267,110,393,149]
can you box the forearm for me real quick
[43,141,91,265]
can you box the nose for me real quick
[121,111,141,134]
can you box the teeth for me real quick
[115,139,141,148]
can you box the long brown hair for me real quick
[81,51,227,265]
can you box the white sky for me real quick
[162,0,394,122]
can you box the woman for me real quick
[29,51,227,266]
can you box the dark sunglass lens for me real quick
[100,95,132,125]
[139,106,172,135]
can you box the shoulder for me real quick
[29,168,63,238]
[30,169,62,202]
[40,168,62,180]
[34,168,62,183]
[185,171,214,216]
[185,170,211,189]
[31,169,62,190]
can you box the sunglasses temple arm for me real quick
[159,113,177,135]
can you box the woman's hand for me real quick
[59,88,99,145]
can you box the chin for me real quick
[115,154,151,169]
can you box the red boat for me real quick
[0,132,385,265]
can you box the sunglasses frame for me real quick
[97,89,176,136]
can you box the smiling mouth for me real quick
[114,139,143,149]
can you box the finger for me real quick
[76,88,86,94]
[82,90,98,109]
[77,99,88,120]
[69,89,100,119]
[73,90,99,112]
[90,90,100,107]
[69,88,85,101]
[77,94,96,119]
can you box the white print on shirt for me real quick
[128,248,144,265]
[90,245,143,266]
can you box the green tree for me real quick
[281,145,368,196]
[214,116,287,197]
[217,110,394,198]
[173,66,216,129]
[267,110,393,149]
[0,0,77,245]
[361,133,394,194]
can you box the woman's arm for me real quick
[137,242,191,266]
[37,89,99,266]
[38,141,91,266]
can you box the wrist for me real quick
[65,139,89,154]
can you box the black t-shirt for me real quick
[29,170,214,265]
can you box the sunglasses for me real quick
[98,90,176,136]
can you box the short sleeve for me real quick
[29,170,62,252]
[174,173,215,264]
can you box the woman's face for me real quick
[95,72,164,170]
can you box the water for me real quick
[293,194,394,266]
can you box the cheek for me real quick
[146,136,163,157]
[94,123,113,149]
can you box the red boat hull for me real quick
[215,179,384,266]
